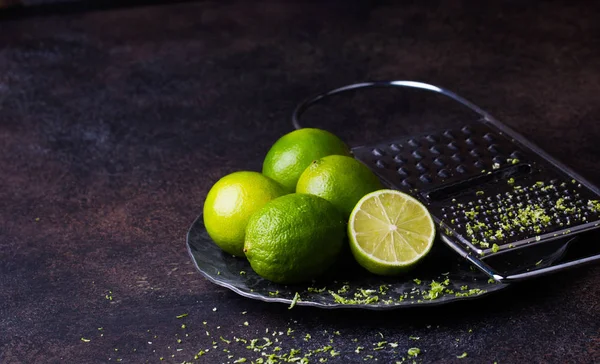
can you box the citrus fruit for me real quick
[348,189,436,275]
[203,171,286,257]
[296,155,383,218]
[262,128,351,192]
[244,193,345,284]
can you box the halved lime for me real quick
[348,189,436,275]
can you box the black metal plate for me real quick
[186,215,572,309]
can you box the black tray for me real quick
[187,214,571,310]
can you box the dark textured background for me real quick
[1,1,599,363]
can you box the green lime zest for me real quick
[289,292,300,310]
[424,281,445,300]
[589,200,600,213]
[407,347,421,357]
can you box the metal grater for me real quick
[292,81,600,282]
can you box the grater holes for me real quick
[452,153,464,162]
[438,169,451,179]
[461,126,473,135]
[408,139,421,148]
[393,155,407,164]
[492,156,506,164]
[372,148,385,157]
[443,130,456,139]
[429,146,442,155]
[420,174,433,183]
[434,157,447,167]
[425,135,438,143]
[353,125,599,252]
[510,151,523,160]
[447,142,459,151]
[412,150,424,160]
[390,143,402,152]
[488,144,501,154]
[402,179,414,188]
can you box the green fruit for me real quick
[244,193,345,284]
[348,189,436,275]
[203,171,286,257]
[296,155,383,218]
[262,128,351,193]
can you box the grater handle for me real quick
[291,80,491,129]
[441,234,600,283]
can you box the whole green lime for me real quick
[262,128,351,193]
[203,171,286,257]
[244,193,345,284]
[296,155,383,218]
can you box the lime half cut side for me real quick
[348,189,436,276]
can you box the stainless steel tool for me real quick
[292,81,600,283]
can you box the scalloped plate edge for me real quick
[185,214,512,310]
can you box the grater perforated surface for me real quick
[353,119,600,257]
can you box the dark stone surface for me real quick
[0,1,599,363]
